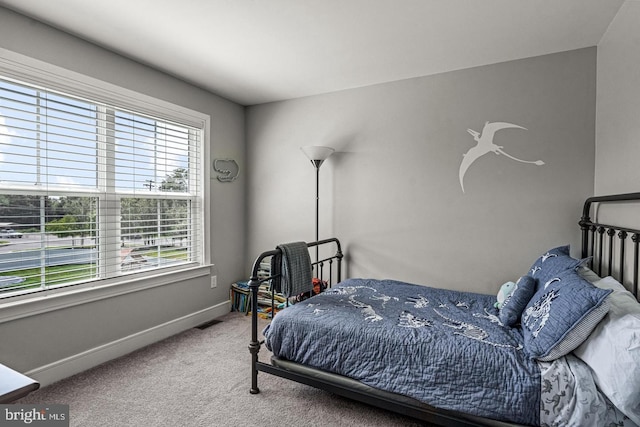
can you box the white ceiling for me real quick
[0,0,626,106]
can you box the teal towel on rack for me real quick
[277,241,312,298]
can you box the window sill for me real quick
[0,264,213,324]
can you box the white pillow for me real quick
[577,265,601,284]
[573,275,640,425]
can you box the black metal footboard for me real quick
[247,238,343,395]
[580,192,640,299]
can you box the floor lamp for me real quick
[300,145,334,275]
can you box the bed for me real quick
[247,193,640,426]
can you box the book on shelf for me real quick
[257,284,286,303]
[230,280,287,314]
[230,281,251,314]
[231,263,290,317]
[231,281,250,293]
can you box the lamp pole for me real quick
[301,146,334,274]
[313,160,321,267]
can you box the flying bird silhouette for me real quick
[459,121,545,193]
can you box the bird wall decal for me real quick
[459,121,545,193]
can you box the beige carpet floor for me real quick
[15,311,424,426]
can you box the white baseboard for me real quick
[26,301,230,387]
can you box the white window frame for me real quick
[0,48,211,319]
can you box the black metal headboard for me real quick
[580,192,640,299]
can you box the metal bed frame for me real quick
[248,238,343,390]
[580,192,640,298]
[248,193,640,426]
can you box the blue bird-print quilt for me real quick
[264,278,541,425]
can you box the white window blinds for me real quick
[0,76,203,297]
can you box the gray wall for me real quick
[0,7,245,383]
[247,48,597,295]
[590,1,640,244]
[595,1,640,196]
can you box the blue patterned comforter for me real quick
[264,278,541,425]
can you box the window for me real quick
[0,70,205,298]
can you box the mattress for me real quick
[264,278,540,425]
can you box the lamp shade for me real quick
[301,146,334,163]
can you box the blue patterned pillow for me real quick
[527,245,588,288]
[499,275,536,327]
[521,268,612,361]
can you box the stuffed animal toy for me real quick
[495,281,516,309]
